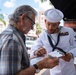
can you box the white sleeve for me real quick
[69,29,76,57]
[30,35,44,57]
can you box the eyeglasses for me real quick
[26,15,35,25]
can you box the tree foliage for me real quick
[0,18,6,25]
[0,14,4,19]
[40,0,52,5]
[0,14,6,25]
[36,23,42,36]
[41,0,47,3]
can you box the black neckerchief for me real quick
[46,26,66,55]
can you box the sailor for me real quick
[30,8,76,75]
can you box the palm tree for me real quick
[36,23,42,36]
[41,0,47,3]
[0,14,6,25]
[40,0,52,5]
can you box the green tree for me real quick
[36,23,42,36]
[0,13,6,25]
[41,0,47,3]
[0,14,4,19]
[0,18,6,25]
[40,0,52,5]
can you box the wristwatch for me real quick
[70,53,74,59]
[33,64,40,73]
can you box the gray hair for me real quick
[9,5,37,25]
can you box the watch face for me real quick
[36,69,40,73]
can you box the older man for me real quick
[0,5,59,75]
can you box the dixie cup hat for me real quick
[44,8,64,23]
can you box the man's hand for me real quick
[60,53,73,62]
[34,47,47,57]
[37,57,59,70]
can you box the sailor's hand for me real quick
[34,47,47,57]
[36,56,59,70]
[61,53,73,62]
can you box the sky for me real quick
[0,0,39,14]
[0,0,54,20]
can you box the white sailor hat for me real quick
[44,8,64,23]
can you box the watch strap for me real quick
[33,64,38,69]
[33,64,40,73]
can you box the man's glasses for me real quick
[26,15,35,25]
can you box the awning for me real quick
[50,0,76,21]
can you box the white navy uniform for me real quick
[73,31,76,67]
[74,32,76,43]
[30,26,76,75]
